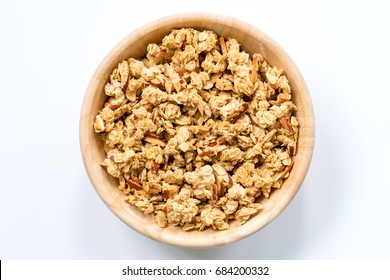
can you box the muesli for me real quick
[94,28,298,230]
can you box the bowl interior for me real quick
[80,13,314,247]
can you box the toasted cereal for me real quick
[94,28,299,231]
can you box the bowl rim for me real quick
[80,12,315,248]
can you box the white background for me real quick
[1,0,389,259]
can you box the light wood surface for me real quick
[80,13,315,248]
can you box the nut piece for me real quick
[152,160,159,174]
[126,179,143,190]
[288,144,296,156]
[118,60,129,90]
[94,115,105,133]
[198,149,213,157]
[275,162,294,181]
[280,116,294,135]
[251,54,260,83]
[144,135,166,147]
[212,163,233,187]
[249,115,259,127]
[219,37,227,56]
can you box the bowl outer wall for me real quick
[80,13,315,248]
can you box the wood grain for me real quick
[79,13,315,248]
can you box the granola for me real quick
[94,28,299,231]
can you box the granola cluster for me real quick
[94,28,298,231]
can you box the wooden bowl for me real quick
[80,13,314,247]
